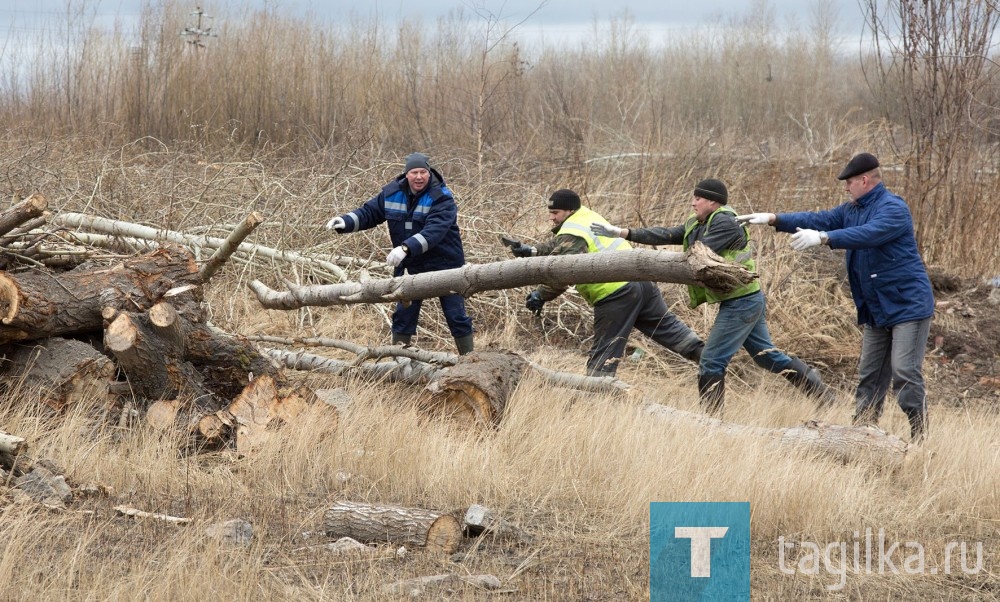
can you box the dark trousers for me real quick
[588,281,702,375]
[392,294,473,338]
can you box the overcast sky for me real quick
[0,1,871,51]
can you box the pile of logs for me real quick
[0,195,330,453]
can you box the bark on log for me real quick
[642,403,908,466]
[249,243,755,309]
[258,338,632,395]
[423,351,529,427]
[0,193,47,239]
[198,211,263,283]
[51,212,348,281]
[105,311,207,401]
[324,500,462,553]
[0,246,202,344]
[0,429,28,457]
[0,337,115,409]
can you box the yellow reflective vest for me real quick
[682,206,761,308]
[555,207,632,305]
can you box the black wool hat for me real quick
[404,152,431,173]
[837,153,880,180]
[694,178,728,204]
[547,189,581,211]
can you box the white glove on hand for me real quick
[735,213,776,226]
[590,222,624,238]
[386,245,408,266]
[326,216,345,231]
[790,228,823,251]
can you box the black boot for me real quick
[454,334,474,355]
[698,374,725,416]
[391,333,412,346]
[782,358,837,408]
[905,408,928,444]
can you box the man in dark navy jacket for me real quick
[737,153,934,442]
[326,152,474,354]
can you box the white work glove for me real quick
[386,245,408,266]
[326,216,346,231]
[590,222,624,238]
[790,228,823,251]
[735,212,776,226]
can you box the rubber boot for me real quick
[391,333,412,346]
[783,357,837,408]
[454,334,474,356]
[905,408,928,444]
[698,373,725,416]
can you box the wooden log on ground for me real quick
[642,403,909,466]
[0,193,47,239]
[324,500,462,554]
[0,337,115,410]
[423,351,529,427]
[0,246,201,344]
[0,430,27,456]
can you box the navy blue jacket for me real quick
[775,182,934,328]
[336,168,466,276]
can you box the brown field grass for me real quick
[2,2,1000,600]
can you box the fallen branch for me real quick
[114,505,192,525]
[249,243,754,309]
[198,211,263,282]
[641,403,908,466]
[259,342,631,395]
[51,212,348,281]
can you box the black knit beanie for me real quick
[547,189,581,211]
[694,179,728,204]
[404,152,431,173]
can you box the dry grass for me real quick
[1,3,1000,600]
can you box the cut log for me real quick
[105,312,206,401]
[0,193,47,239]
[145,399,181,431]
[423,351,529,427]
[195,375,334,452]
[324,500,462,553]
[0,430,28,456]
[249,243,756,309]
[463,504,534,544]
[0,246,202,344]
[0,337,115,410]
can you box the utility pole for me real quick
[180,6,217,52]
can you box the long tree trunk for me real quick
[249,243,754,309]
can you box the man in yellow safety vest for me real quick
[507,188,704,377]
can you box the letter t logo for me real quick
[675,527,729,577]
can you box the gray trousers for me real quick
[588,281,702,375]
[854,317,932,424]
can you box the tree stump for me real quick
[324,500,462,553]
[423,351,529,427]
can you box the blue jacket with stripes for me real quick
[336,168,466,276]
